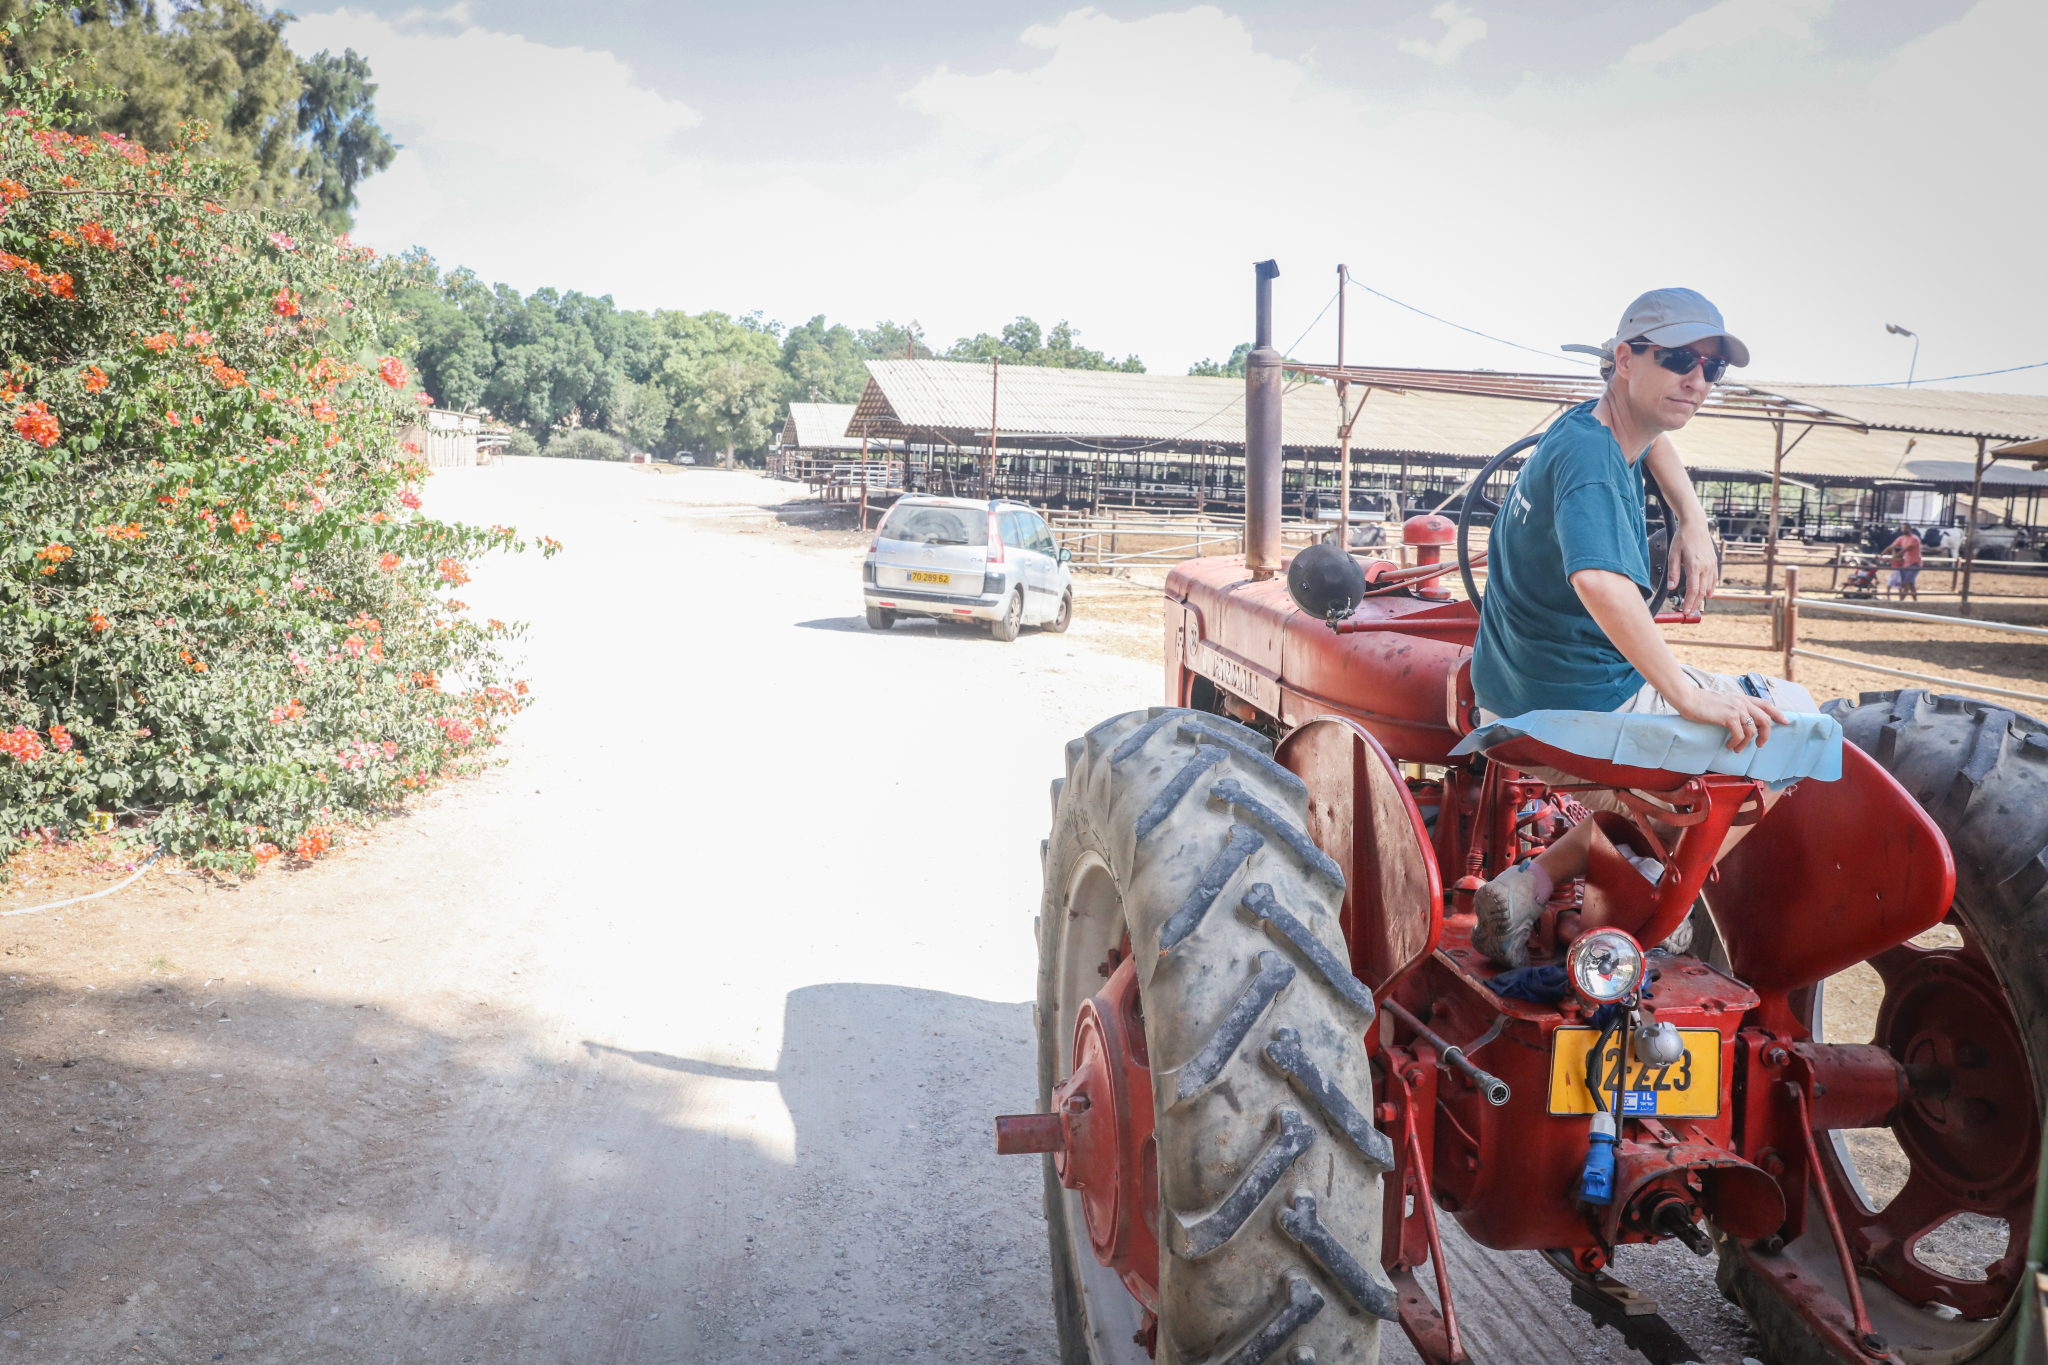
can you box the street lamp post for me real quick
[1885,323,1919,388]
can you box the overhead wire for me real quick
[1821,359,2048,388]
[1345,277,1598,368]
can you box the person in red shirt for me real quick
[1883,526,1923,601]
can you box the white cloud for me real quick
[1398,2,1489,65]
[1622,0,1825,65]
[302,1,2047,392]
[292,6,699,183]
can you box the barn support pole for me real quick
[1765,420,1784,592]
[1245,260,1284,580]
[1962,435,1987,612]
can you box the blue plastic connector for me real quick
[1579,1111,1618,1204]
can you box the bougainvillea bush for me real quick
[0,51,550,872]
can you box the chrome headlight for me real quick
[1566,928,1644,1006]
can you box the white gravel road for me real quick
[0,457,1760,1363]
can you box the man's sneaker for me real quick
[1472,863,1543,969]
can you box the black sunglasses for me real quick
[1627,341,1729,383]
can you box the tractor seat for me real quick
[1447,709,1843,793]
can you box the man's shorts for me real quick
[1480,666,1818,816]
[1890,567,1921,587]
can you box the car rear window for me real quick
[879,505,987,546]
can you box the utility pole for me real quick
[1886,324,1919,388]
[1337,263,1350,553]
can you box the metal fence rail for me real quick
[1675,567,2048,712]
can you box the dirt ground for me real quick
[0,462,2023,1364]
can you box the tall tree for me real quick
[294,48,396,229]
[0,0,397,227]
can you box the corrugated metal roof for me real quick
[848,360,2048,490]
[779,402,867,451]
[1746,384,2048,445]
[1294,365,1867,429]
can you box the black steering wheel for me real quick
[1456,435,1673,615]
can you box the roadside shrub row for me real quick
[0,50,551,872]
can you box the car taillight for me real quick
[986,510,1004,564]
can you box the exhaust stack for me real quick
[1245,260,1283,579]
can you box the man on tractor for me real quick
[1468,288,1814,968]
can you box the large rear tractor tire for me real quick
[1039,706,1394,1365]
[1718,690,2047,1364]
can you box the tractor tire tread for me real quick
[1039,707,1388,1365]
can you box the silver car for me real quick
[863,496,1074,640]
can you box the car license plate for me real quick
[1547,1025,1721,1117]
[908,571,951,585]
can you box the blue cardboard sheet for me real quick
[1448,709,1842,787]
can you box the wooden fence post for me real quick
[1783,565,1800,682]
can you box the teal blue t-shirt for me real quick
[1471,401,1650,716]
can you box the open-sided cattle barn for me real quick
[828,359,2048,551]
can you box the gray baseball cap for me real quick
[1564,287,1750,369]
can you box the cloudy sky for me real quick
[290,0,2045,392]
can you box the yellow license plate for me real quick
[1547,1026,1721,1118]
[908,571,951,585]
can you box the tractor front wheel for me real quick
[1720,690,2048,1363]
[1037,707,1393,1364]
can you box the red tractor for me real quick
[997,264,2043,1365]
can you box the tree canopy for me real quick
[943,316,1143,373]
[0,0,397,228]
[401,271,1147,466]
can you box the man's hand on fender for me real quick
[1671,517,1720,615]
[1675,685,1789,751]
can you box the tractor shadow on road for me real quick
[0,974,1054,1365]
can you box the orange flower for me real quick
[87,611,109,632]
[77,221,119,250]
[14,401,60,448]
[437,558,470,586]
[32,543,71,574]
[229,509,252,535]
[98,522,145,541]
[271,288,300,318]
[211,363,246,388]
[141,331,174,352]
[80,365,108,392]
[377,356,407,388]
[378,553,399,571]
[163,410,180,426]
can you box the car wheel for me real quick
[865,606,895,631]
[992,590,1024,642]
[1048,590,1073,634]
